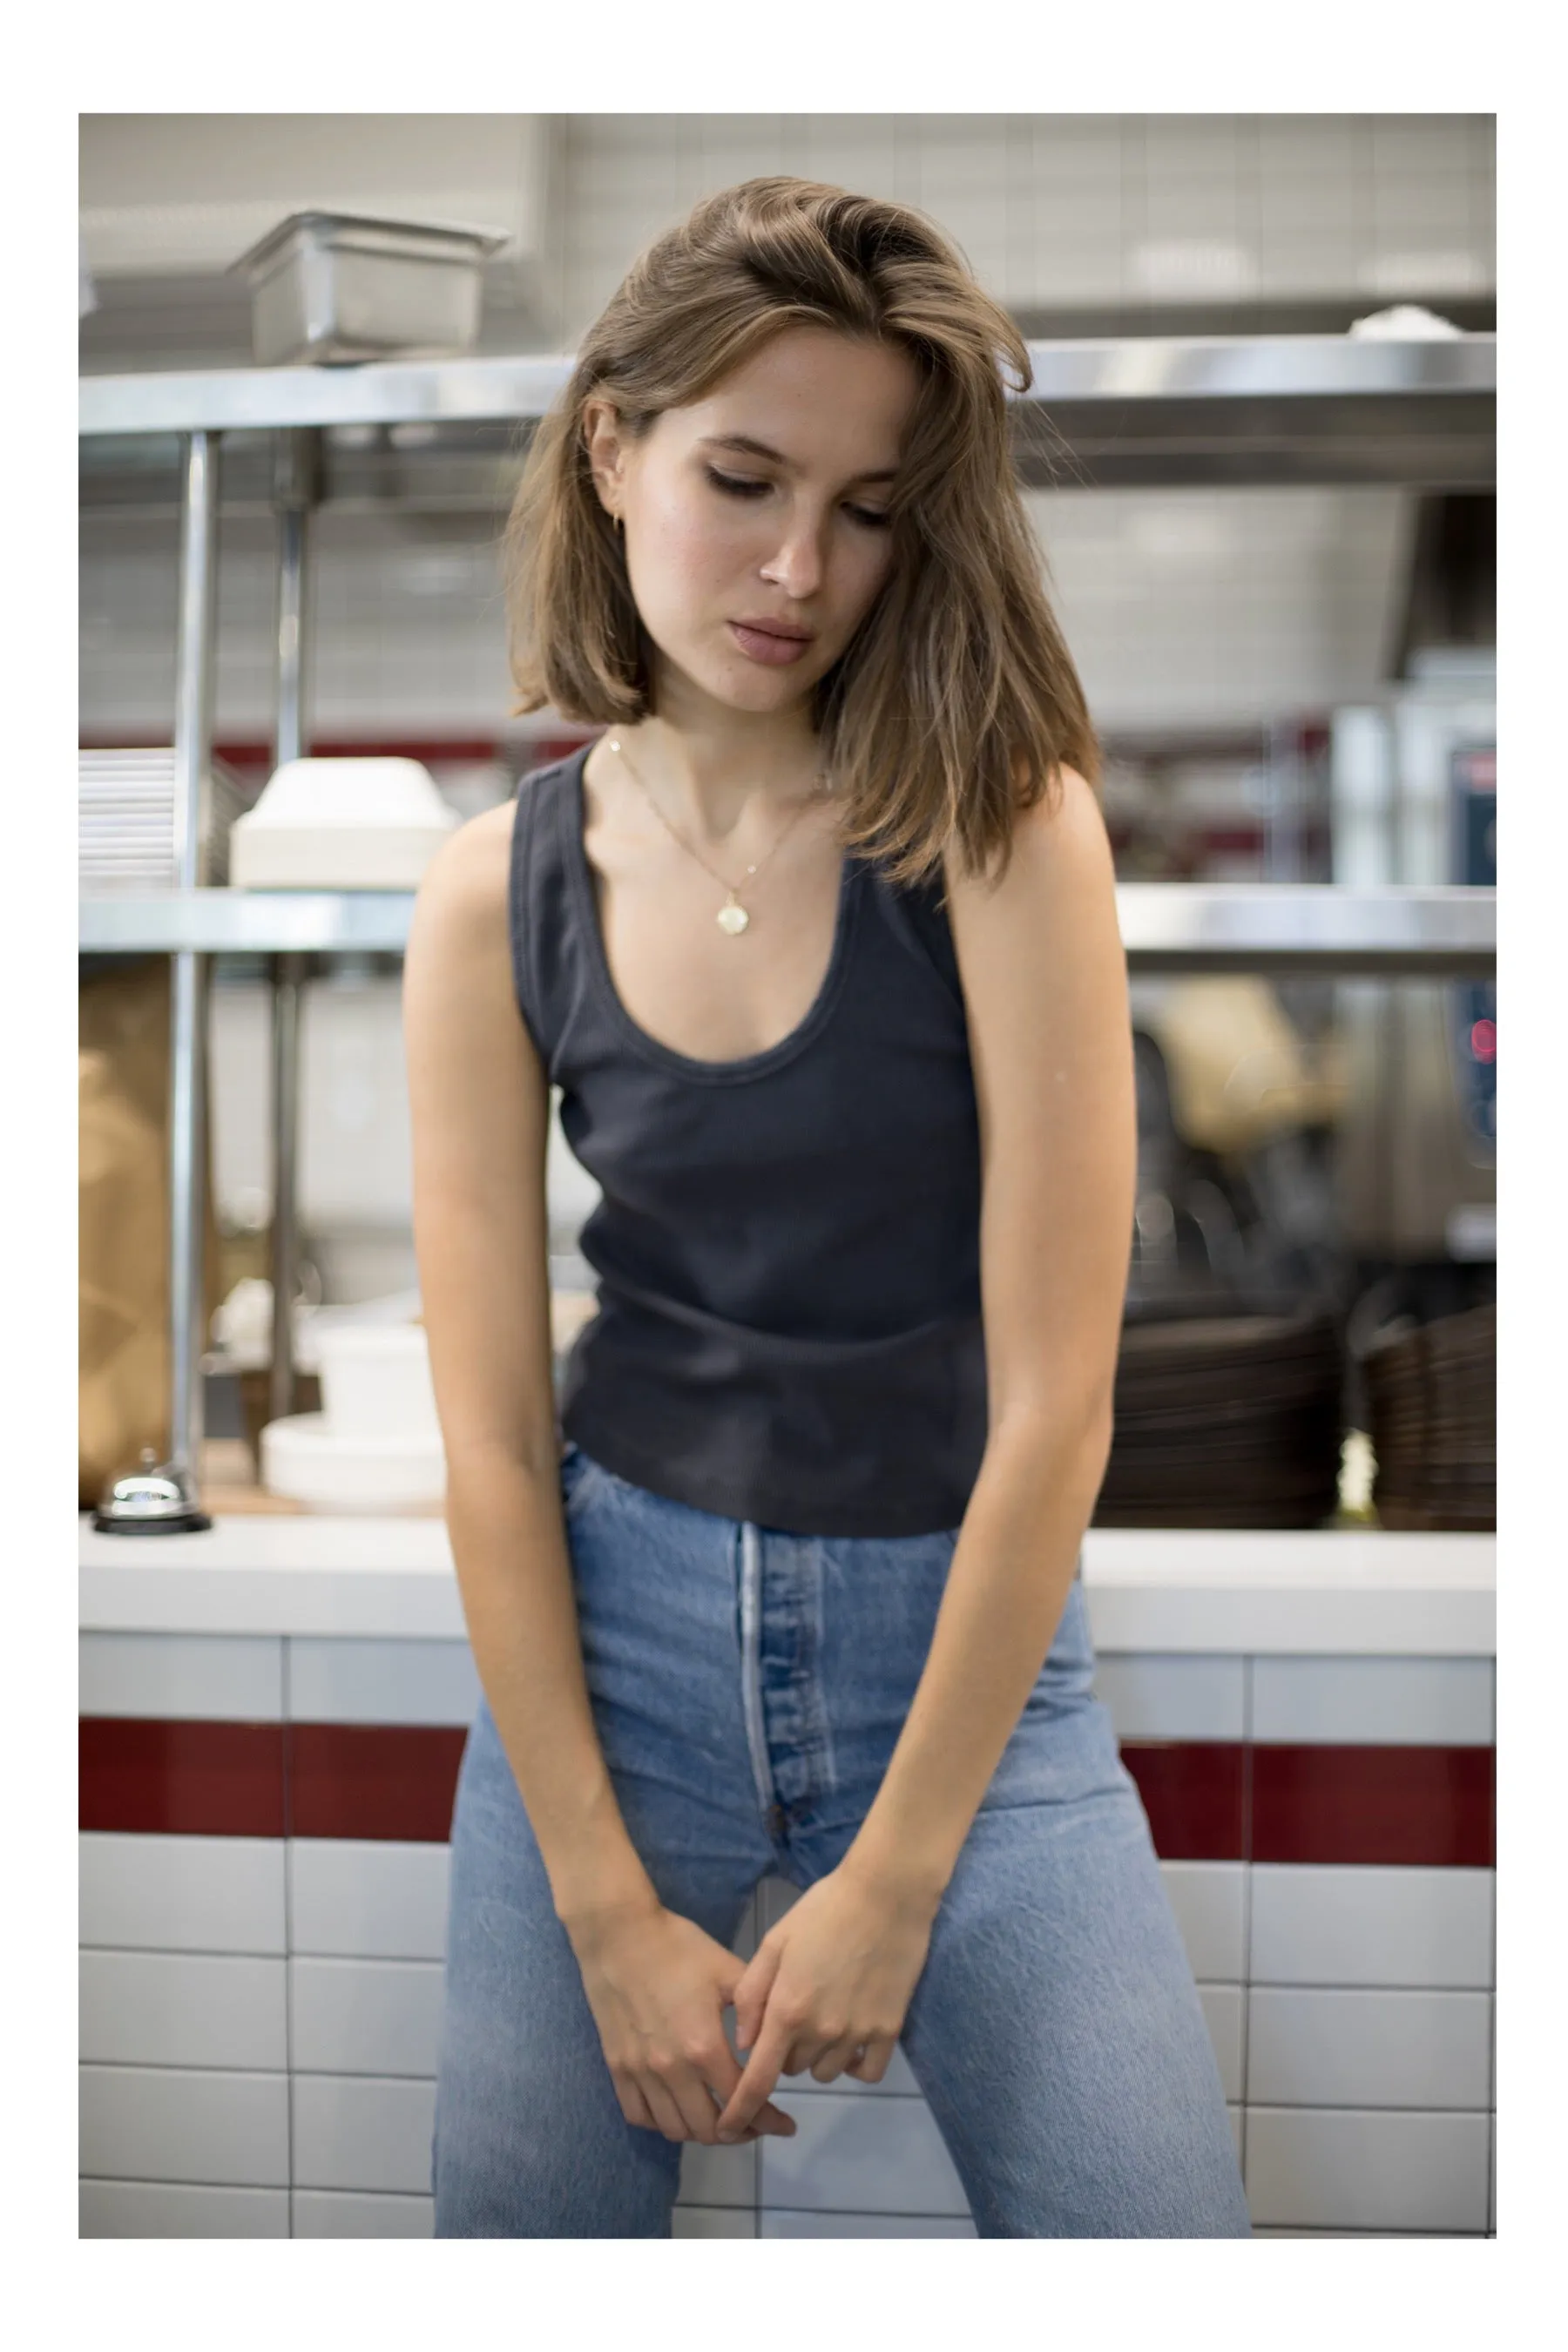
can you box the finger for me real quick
[616,2078,660,2132]
[730,1943,781,2054]
[667,2063,730,2146]
[808,2031,866,2085]
[700,2025,797,2141]
[844,2033,897,2085]
[714,2013,793,2139]
[611,2078,663,2135]
[640,2076,690,2143]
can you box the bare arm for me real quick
[403,805,653,1936]
[840,763,1136,1909]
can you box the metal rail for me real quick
[167,431,220,1494]
[78,882,1497,977]
[78,336,1495,436]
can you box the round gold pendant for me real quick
[717,901,749,935]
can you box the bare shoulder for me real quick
[944,763,1116,951]
[414,796,515,922]
[405,798,517,977]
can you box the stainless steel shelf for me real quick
[78,884,1496,975]
[78,335,1495,436]
[79,890,416,955]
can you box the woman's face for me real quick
[585,325,919,727]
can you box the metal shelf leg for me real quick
[267,429,319,1429]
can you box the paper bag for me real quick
[79,957,224,1507]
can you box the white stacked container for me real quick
[261,1318,444,1514]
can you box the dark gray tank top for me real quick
[510,741,987,1537]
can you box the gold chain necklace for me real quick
[607,733,828,936]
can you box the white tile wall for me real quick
[80,2179,290,2238]
[292,2075,436,2195]
[760,2092,970,2219]
[1198,1984,1246,2104]
[290,1957,444,2078]
[1245,2108,1490,2234]
[1159,1862,1247,1983]
[676,2137,757,2210]
[1249,1867,1494,1990]
[78,1697,1492,2235]
[80,1951,287,2071]
[1248,1989,1490,2109]
[81,112,1491,786]
[1091,1654,1246,1740]
[673,2204,758,2238]
[79,1833,286,1955]
[761,2210,977,2238]
[78,1632,282,1720]
[293,2189,434,2238]
[286,1638,481,1727]
[1250,1656,1493,1745]
[288,1838,449,1961]
[79,2065,290,2187]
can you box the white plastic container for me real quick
[260,1414,445,1514]
[314,1322,440,1442]
[229,757,457,889]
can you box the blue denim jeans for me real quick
[432,1443,1252,2237]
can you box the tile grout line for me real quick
[282,1638,296,2239]
[1240,1654,1254,2194]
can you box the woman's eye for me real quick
[704,468,891,531]
[705,467,768,500]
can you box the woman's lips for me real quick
[727,620,813,666]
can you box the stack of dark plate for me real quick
[1363,1302,1496,1532]
[1093,1307,1344,1529]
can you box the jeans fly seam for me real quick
[737,1520,777,1823]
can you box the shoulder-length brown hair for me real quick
[502,175,1099,887]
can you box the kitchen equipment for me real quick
[1330,671,1496,1261]
[228,757,457,889]
[314,1321,438,1442]
[1094,1306,1345,1529]
[259,1413,444,1513]
[1358,1300,1495,1531]
[79,749,246,890]
[228,212,509,367]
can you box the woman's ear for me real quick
[581,397,626,522]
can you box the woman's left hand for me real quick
[713,1861,940,2140]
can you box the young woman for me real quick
[405,176,1252,2239]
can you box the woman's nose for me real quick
[761,516,827,598]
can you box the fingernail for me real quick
[716,2127,738,2144]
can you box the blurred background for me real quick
[78,113,1496,1526]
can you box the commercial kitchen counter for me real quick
[79,1515,1495,1653]
[78,1517,1496,2240]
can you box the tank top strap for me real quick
[867,862,964,1011]
[508,753,582,1078]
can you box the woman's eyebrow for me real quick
[698,433,898,485]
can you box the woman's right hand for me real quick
[568,1900,801,2146]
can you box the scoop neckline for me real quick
[561,739,862,1086]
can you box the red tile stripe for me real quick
[1118,1742,1247,1861]
[1250,1743,1495,1868]
[78,1721,1495,1865]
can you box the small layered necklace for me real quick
[607,733,829,936]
